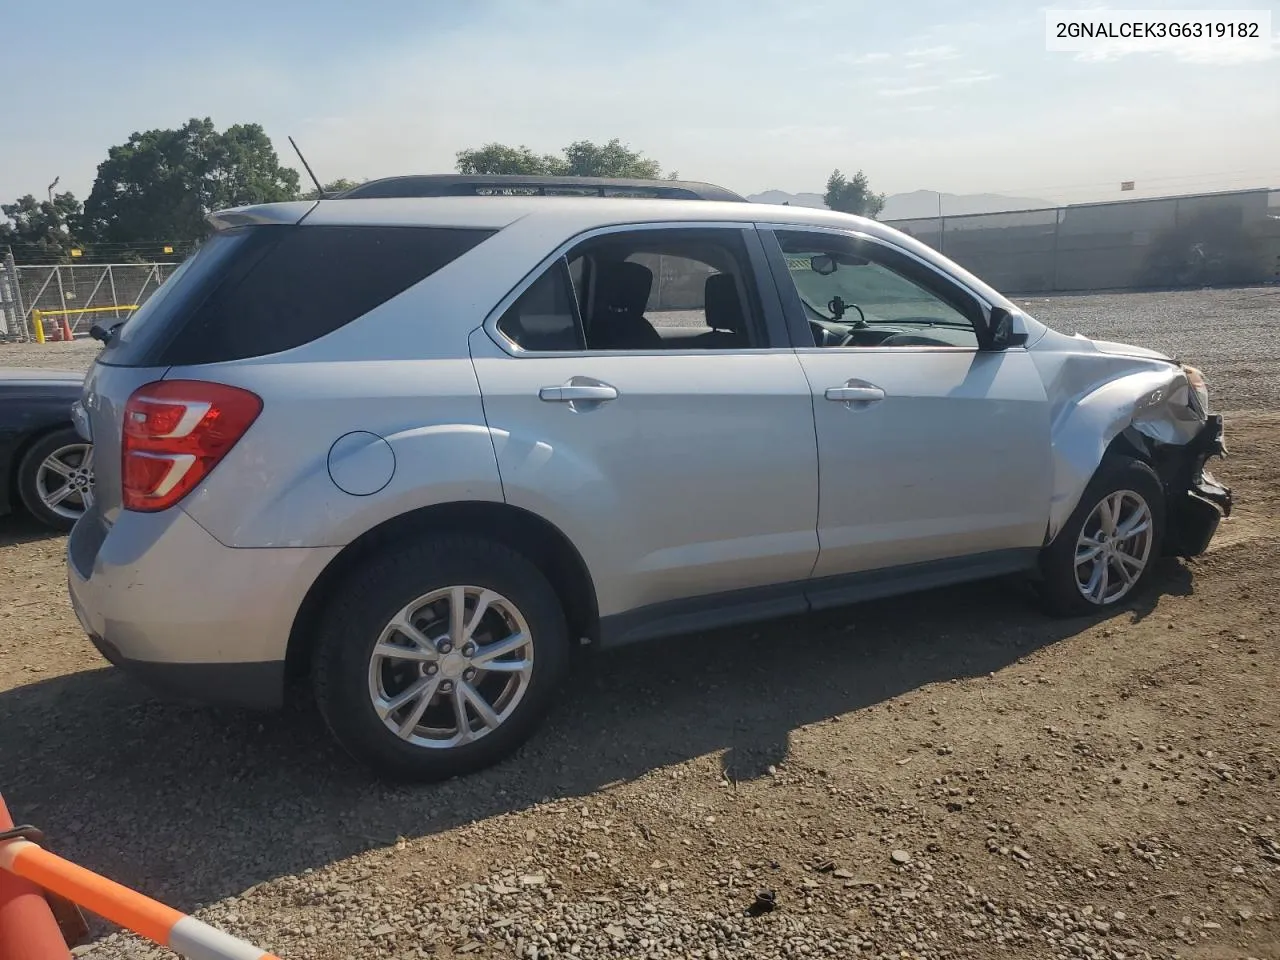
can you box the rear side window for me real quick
[100,225,495,366]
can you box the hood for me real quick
[1073,334,1174,364]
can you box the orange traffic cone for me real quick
[0,796,71,960]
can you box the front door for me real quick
[761,226,1052,580]
[470,224,820,625]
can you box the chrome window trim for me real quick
[480,220,785,359]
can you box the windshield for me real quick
[785,252,973,327]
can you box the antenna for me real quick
[288,136,326,198]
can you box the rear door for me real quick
[470,223,820,631]
[759,225,1052,581]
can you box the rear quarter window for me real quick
[100,225,496,366]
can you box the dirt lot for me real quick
[1,289,1278,960]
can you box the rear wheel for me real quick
[311,536,570,781]
[1040,457,1165,616]
[17,427,94,532]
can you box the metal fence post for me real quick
[1051,208,1062,292]
[1,249,27,342]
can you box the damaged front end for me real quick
[1110,370,1232,557]
[1037,334,1235,558]
[1128,413,1233,557]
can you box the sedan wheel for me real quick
[1074,490,1153,605]
[17,427,97,532]
[36,442,95,522]
[368,586,534,748]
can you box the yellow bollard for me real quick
[32,310,45,344]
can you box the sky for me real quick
[2,0,1278,208]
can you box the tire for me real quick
[312,535,570,782]
[1039,456,1166,617]
[16,427,94,533]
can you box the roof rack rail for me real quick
[333,174,746,203]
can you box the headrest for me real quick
[595,260,653,317]
[704,273,744,333]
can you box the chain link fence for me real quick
[0,261,177,341]
[884,187,1280,294]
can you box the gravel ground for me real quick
[1,287,1278,960]
[1014,287,1280,413]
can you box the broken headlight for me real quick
[1182,364,1209,415]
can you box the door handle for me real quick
[539,382,619,403]
[825,384,885,403]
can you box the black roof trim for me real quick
[333,175,746,203]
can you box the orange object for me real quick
[60,318,74,341]
[0,802,281,960]
[5,842,184,946]
[0,797,71,960]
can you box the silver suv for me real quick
[68,175,1232,780]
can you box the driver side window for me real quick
[774,230,979,349]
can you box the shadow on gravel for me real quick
[0,562,1189,913]
[0,513,63,548]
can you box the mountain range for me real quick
[746,189,1053,220]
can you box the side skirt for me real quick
[597,548,1040,649]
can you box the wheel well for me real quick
[6,421,76,511]
[285,501,599,678]
[1105,427,1155,469]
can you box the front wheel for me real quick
[1039,457,1165,617]
[311,536,570,781]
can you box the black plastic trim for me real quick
[597,548,1039,648]
[89,632,284,709]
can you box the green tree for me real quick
[823,169,885,218]
[560,139,663,178]
[0,192,83,260]
[82,118,300,245]
[456,143,567,176]
[302,178,363,200]
[456,139,670,179]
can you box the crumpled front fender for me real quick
[1044,363,1207,542]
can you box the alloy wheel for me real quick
[367,585,534,749]
[36,442,95,521]
[1074,489,1154,605]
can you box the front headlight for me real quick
[1182,364,1209,415]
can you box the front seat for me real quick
[695,273,747,348]
[587,260,663,350]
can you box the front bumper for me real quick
[67,506,339,709]
[1164,414,1233,557]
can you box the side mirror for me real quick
[988,307,1028,350]
[810,254,837,276]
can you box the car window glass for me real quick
[496,258,585,352]
[577,229,763,352]
[500,229,765,353]
[776,230,979,349]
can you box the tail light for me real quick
[122,380,262,512]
